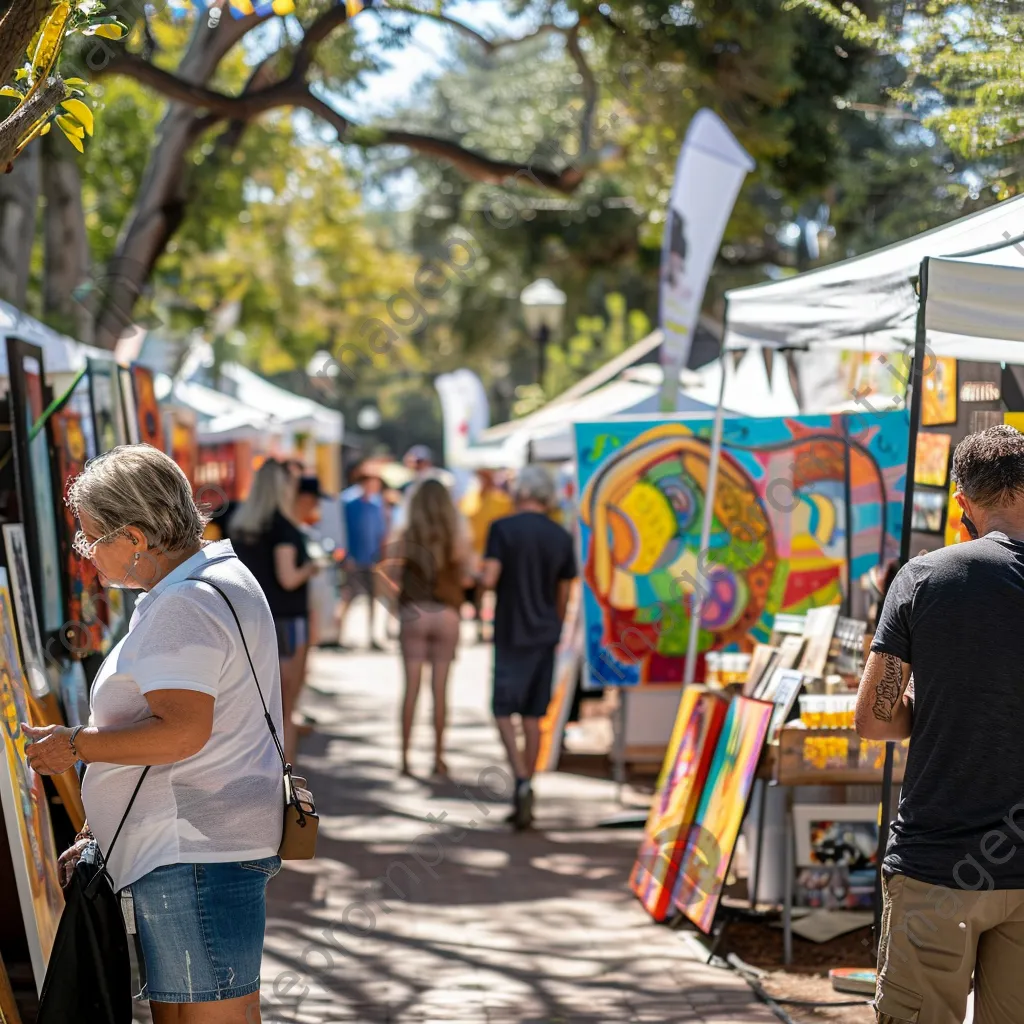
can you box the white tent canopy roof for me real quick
[724,193,1024,357]
[0,300,111,378]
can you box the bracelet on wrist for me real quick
[68,725,87,764]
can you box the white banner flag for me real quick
[659,110,754,411]
[435,368,490,496]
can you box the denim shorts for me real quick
[126,857,281,1003]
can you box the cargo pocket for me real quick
[897,876,968,974]
[875,975,922,1023]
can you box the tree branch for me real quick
[565,21,597,156]
[0,0,54,88]
[381,4,562,54]
[292,3,351,79]
[0,75,65,171]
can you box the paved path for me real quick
[252,624,779,1024]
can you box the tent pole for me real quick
[842,416,853,615]
[681,302,730,688]
[874,256,929,951]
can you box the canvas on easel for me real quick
[671,695,774,934]
[87,357,127,455]
[0,569,64,993]
[630,686,729,921]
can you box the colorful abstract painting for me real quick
[132,364,166,450]
[574,413,908,686]
[921,356,957,426]
[0,572,63,991]
[629,686,728,921]
[672,695,773,934]
[51,406,106,657]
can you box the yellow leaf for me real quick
[31,2,71,82]
[15,68,29,81]
[88,23,124,39]
[56,114,84,139]
[40,123,51,135]
[61,98,93,135]
[64,77,89,89]
[58,121,84,152]
[0,86,21,99]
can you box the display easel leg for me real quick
[783,806,794,966]
[749,780,768,911]
[706,914,732,964]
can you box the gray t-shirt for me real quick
[873,533,1024,889]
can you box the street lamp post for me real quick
[520,278,566,387]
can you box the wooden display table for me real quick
[774,727,909,786]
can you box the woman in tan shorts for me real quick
[396,479,476,777]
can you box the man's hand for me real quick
[22,724,78,776]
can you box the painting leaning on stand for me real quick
[21,444,285,1024]
[858,425,1024,1024]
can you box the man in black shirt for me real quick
[862,425,1024,1024]
[482,465,576,829]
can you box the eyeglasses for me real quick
[72,525,126,560]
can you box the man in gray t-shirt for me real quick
[860,424,1024,1024]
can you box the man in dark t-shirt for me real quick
[862,425,1024,1023]
[482,465,576,830]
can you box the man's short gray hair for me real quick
[514,465,556,508]
[68,444,209,552]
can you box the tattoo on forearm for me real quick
[873,654,903,722]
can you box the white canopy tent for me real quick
[724,192,1024,358]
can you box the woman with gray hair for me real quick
[23,444,284,1023]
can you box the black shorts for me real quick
[276,616,308,658]
[493,645,556,719]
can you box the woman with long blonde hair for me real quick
[229,458,319,764]
[397,479,475,777]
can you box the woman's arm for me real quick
[24,689,215,775]
[274,542,319,591]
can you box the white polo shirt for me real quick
[82,541,284,890]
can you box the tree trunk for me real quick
[0,0,54,91]
[42,129,92,342]
[92,16,244,348]
[0,137,40,309]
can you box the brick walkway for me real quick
[251,625,779,1024]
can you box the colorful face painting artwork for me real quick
[0,571,64,991]
[672,695,774,934]
[51,405,106,656]
[131,364,166,450]
[574,414,908,686]
[629,687,728,922]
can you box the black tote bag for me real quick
[36,768,148,1024]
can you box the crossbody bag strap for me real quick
[85,765,150,896]
[187,574,289,771]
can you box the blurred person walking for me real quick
[229,459,319,765]
[395,480,476,777]
[338,462,388,650]
[25,445,283,1023]
[481,466,576,829]
[460,469,513,642]
[391,444,444,534]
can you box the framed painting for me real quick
[6,339,65,637]
[914,432,951,488]
[630,687,729,922]
[169,408,199,488]
[793,804,879,870]
[118,365,139,444]
[764,669,805,745]
[87,357,127,454]
[131,364,166,450]
[742,644,779,698]
[911,490,946,534]
[2,526,48,700]
[0,569,64,992]
[921,356,957,426]
[51,400,106,657]
[798,605,840,679]
[672,696,774,933]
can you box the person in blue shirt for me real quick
[338,462,388,650]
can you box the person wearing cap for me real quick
[390,445,446,535]
[339,461,388,650]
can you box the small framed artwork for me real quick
[921,356,957,426]
[798,605,840,678]
[793,804,879,870]
[743,644,779,698]
[765,669,805,744]
[776,634,805,671]
[914,432,951,488]
[2,525,48,699]
[911,490,946,534]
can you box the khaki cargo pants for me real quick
[876,873,1024,1023]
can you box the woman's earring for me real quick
[133,552,141,562]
